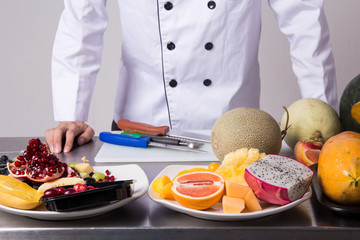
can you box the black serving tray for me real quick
[310,164,360,216]
[41,180,133,212]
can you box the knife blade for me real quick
[117,119,211,143]
[99,132,207,153]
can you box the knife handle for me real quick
[99,132,150,148]
[117,119,169,136]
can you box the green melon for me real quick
[211,108,282,161]
[340,74,360,133]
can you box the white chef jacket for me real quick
[52,0,337,130]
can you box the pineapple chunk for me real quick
[215,148,266,184]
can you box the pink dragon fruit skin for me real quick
[244,155,314,206]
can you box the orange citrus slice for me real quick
[160,182,175,200]
[152,175,171,194]
[171,171,225,210]
[0,175,42,209]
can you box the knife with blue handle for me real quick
[99,132,207,153]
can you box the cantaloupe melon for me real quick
[244,189,262,212]
[225,181,251,198]
[222,196,245,213]
[211,108,282,161]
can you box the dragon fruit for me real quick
[244,155,314,205]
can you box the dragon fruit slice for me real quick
[244,155,314,206]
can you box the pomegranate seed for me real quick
[105,170,110,176]
[110,175,115,181]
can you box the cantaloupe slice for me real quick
[244,189,262,212]
[225,181,251,198]
[222,196,245,213]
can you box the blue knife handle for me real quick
[99,132,151,148]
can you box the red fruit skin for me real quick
[294,141,323,165]
[74,184,88,192]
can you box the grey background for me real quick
[0,0,359,137]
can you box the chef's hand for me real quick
[45,121,95,153]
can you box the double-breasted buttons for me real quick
[208,1,216,9]
[203,79,212,86]
[169,79,177,87]
[164,2,173,10]
[167,42,176,50]
[205,42,213,50]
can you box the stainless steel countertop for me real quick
[0,137,359,240]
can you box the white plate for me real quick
[148,165,312,221]
[0,164,149,220]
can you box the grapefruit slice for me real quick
[302,148,321,166]
[171,171,224,210]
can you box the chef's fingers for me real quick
[53,124,68,153]
[77,125,95,146]
[44,128,56,152]
[62,122,86,152]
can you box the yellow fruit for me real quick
[215,148,266,185]
[0,175,42,210]
[208,162,220,172]
[152,175,171,194]
[211,107,282,161]
[73,162,94,174]
[318,131,360,205]
[171,171,225,210]
[160,182,175,200]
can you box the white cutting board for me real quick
[94,130,218,163]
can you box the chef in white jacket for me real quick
[46,0,338,153]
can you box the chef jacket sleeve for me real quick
[268,0,338,111]
[52,0,108,121]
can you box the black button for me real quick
[205,42,213,50]
[208,1,216,9]
[164,2,173,10]
[203,79,212,86]
[167,42,175,50]
[169,79,177,87]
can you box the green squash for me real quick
[340,74,360,133]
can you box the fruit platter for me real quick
[0,139,149,220]
[149,164,312,221]
[148,146,315,221]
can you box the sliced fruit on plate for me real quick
[171,171,224,210]
[215,148,266,185]
[222,195,245,213]
[152,175,171,194]
[0,175,43,210]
